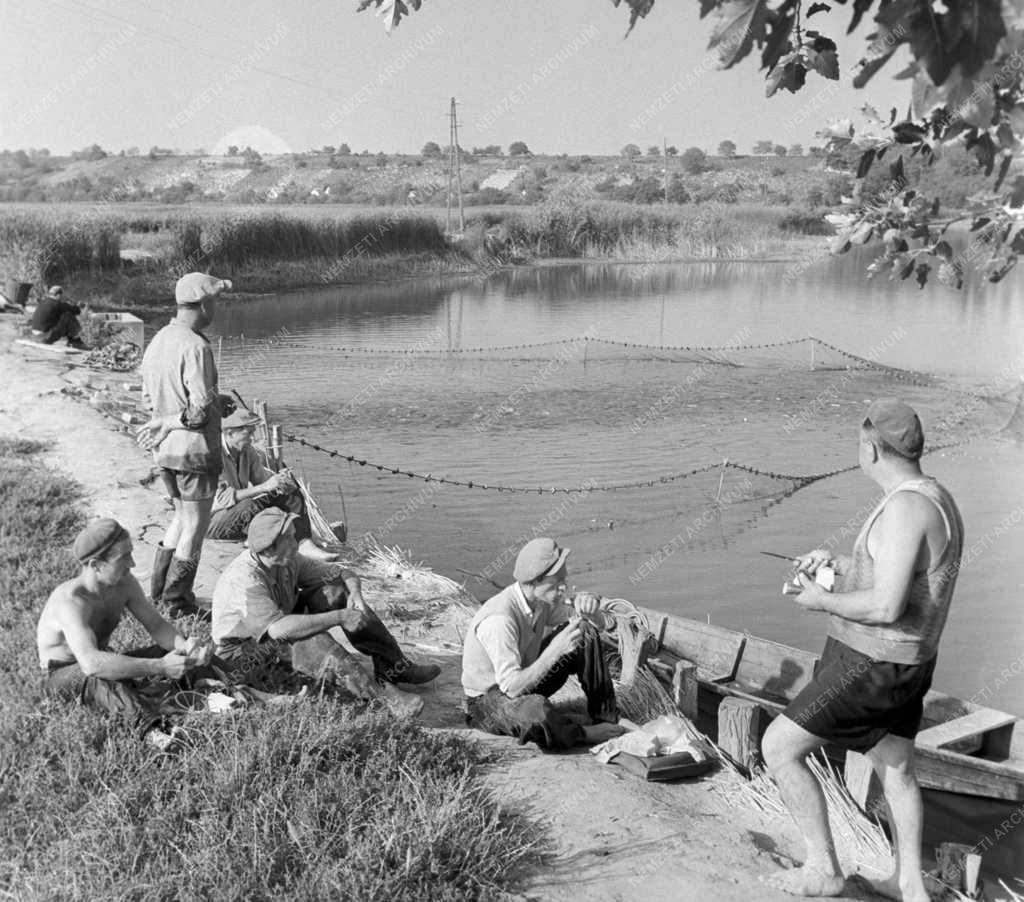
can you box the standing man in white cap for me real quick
[138,272,234,620]
[461,537,621,750]
[761,399,964,901]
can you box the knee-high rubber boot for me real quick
[162,557,210,622]
[341,609,440,685]
[150,544,175,604]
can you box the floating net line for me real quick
[282,428,1000,496]
[225,330,1022,586]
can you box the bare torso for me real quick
[36,575,134,668]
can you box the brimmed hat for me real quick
[222,408,262,429]
[246,508,298,554]
[175,272,232,304]
[73,517,129,563]
[47,285,63,298]
[513,537,571,583]
[864,398,924,459]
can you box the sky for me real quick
[0,0,914,156]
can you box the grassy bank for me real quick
[0,202,826,311]
[0,436,541,901]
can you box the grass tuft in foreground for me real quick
[0,438,544,901]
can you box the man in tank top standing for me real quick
[761,399,964,901]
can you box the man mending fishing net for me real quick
[461,537,626,750]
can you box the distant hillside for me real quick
[0,145,998,211]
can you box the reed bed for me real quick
[0,210,121,286]
[490,201,792,261]
[360,533,464,596]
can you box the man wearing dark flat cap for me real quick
[761,399,964,901]
[461,537,622,750]
[138,272,234,620]
[36,518,215,749]
[211,508,440,718]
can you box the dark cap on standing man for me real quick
[864,398,925,459]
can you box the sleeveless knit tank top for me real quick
[827,477,964,664]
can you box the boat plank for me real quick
[917,709,1017,750]
[641,608,744,683]
[734,636,818,703]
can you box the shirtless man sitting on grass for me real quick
[37,518,217,749]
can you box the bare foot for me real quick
[298,539,341,562]
[761,866,845,897]
[582,722,629,744]
[856,874,932,902]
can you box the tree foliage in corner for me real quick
[356,0,1024,289]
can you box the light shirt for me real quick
[461,582,570,697]
[140,320,222,473]
[212,439,276,512]
[212,548,346,647]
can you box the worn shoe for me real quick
[390,660,441,685]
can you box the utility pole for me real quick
[663,137,669,206]
[446,97,464,233]
[452,98,465,233]
[446,99,455,233]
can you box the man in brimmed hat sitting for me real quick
[461,537,622,750]
[206,408,334,560]
[30,284,86,349]
[760,399,964,901]
[211,507,440,718]
[138,272,235,620]
[36,518,217,750]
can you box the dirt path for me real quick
[0,318,888,902]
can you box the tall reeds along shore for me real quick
[0,202,817,307]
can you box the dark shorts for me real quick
[160,468,219,502]
[783,636,936,753]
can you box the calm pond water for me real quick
[212,252,1024,722]
[210,252,1024,874]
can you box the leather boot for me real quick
[163,557,210,622]
[340,608,440,685]
[150,543,175,603]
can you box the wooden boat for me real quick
[634,606,1024,803]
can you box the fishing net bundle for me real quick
[603,598,680,723]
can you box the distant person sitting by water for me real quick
[211,508,440,718]
[30,285,86,348]
[206,407,337,560]
[760,399,964,902]
[36,518,222,750]
[461,537,623,750]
